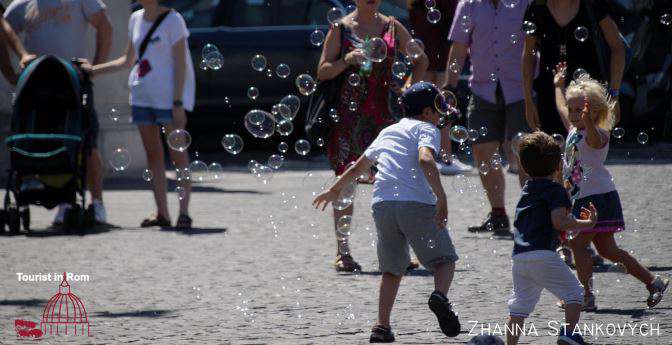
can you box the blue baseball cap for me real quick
[400,81,444,117]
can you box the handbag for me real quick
[305,24,345,145]
[582,0,632,82]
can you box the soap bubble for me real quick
[208,162,223,180]
[310,29,325,46]
[247,86,260,100]
[522,21,537,35]
[468,129,479,142]
[450,125,469,143]
[490,153,502,170]
[108,108,119,122]
[502,0,519,9]
[167,129,192,152]
[427,8,441,24]
[459,15,471,33]
[199,59,208,71]
[363,37,388,62]
[142,168,153,182]
[222,134,244,155]
[204,51,224,70]
[202,43,218,58]
[449,60,460,74]
[109,147,131,171]
[268,154,285,170]
[295,139,311,156]
[392,61,407,79]
[276,119,294,136]
[276,64,291,79]
[278,142,289,153]
[479,162,490,175]
[189,160,208,182]
[176,186,186,200]
[406,38,425,59]
[348,101,357,112]
[244,109,276,139]
[336,215,353,237]
[637,132,649,145]
[327,7,345,26]
[316,138,325,147]
[280,94,301,118]
[348,73,361,87]
[272,103,293,120]
[511,132,526,154]
[251,54,267,72]
[612,127,625,139]
[254,164,273,184]
[574,26,589,42]
[265,68,273,78]
[425,0,436,8]
[661,13,672,26]
[573,68,589,80]
[489,73,497,82]
[333,181,356,210]
[552,133,565,147]
[295,74,317,96]
[510,33,519,45]
[479,126,488,137]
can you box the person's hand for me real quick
[172,106,187,129]
[525,100,541,131]
[580,202,598,228]
[580,96,593,126]
[312,189,340,211]
[344,49,366,67]
[19,54,37,69]
[435,198,448,229]
[553,61,566,88]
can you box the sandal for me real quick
[407,259,420,271]
[334,254,362,272]
[140,215,171,228]
[369,325,394,343]
[175,214,192,231]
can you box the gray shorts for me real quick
[372,201,459,276]
[467,83,530,144]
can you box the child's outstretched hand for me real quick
[553,61,567,87]
[312,189,339,211]
[579,202,598,228]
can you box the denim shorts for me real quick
[131,106,173,125]
[372,201,459,276]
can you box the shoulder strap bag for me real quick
[135,10,171,64]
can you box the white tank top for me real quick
[563,127,616,200]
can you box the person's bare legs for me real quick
[506,316,525,345]
[138,125,170,220]
[564,303,582,335]
[434,261,455,296]
[164,123,191,216]
[334,204,354,254]
[569,232,597,295]
[593,232,655,285]
[86,148,103,201]
[473,141,505,208]
[377,272,403,327]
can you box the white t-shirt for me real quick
[364,118,441,206]
[128,9,195,111]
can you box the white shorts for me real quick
[508,250,584,317]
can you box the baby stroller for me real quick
[1,55,95,234]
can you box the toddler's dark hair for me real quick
[518,131,562,177]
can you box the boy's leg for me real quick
[434,261,455,296]
[540,252,585,334]
[378,272,403,327]
[563,303,582,335]
[506,316,525,345]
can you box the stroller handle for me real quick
[5,133,82,158]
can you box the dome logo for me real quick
[15,272,91,338]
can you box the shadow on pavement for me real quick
[102,179,267,194]
[23,223,120,237]
[91,309,176,318]
[340,269,439,277]
[159,227,227,235]
[0,299,49,307]
[595,307,672,317]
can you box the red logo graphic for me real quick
[15,272,90,338]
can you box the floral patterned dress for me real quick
[327,20,399,176]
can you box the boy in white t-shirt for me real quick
[314,82,461,343]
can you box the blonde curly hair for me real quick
[565,74,616,131]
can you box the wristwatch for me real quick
[173,100,183,107]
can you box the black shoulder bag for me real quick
[582,0,632,82]
[135,10,171,64]
[304,24,345,145]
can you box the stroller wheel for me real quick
[20,208,30,232]
[0,209,6,234]
[8,208,20,234]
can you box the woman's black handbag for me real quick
[305,25,345,145]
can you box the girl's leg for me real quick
[569,232,597,294]
[164,123,191,217]
[593,232,655,285]
[138,125,170,219]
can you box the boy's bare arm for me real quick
[419,147,448,228]
[313,155,373,210]
[551,204,597,232]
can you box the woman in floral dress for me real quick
[317,0,428,271]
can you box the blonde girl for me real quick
[553,62,668,311]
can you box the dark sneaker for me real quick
[369,325,395,343]
[586,246,605,266]
[468,213,510,234]
[647,275,669,308]
[557,326,586,345]
[428,291,460,337]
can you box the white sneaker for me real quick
[53,203,71,225]
[437,158,472,175]
[92,200,107,224]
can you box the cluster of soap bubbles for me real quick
[201,43,224,70]
[424,0,442,24]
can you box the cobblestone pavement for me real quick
[1,158,671,344]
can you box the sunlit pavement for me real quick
[1,153,671,344]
